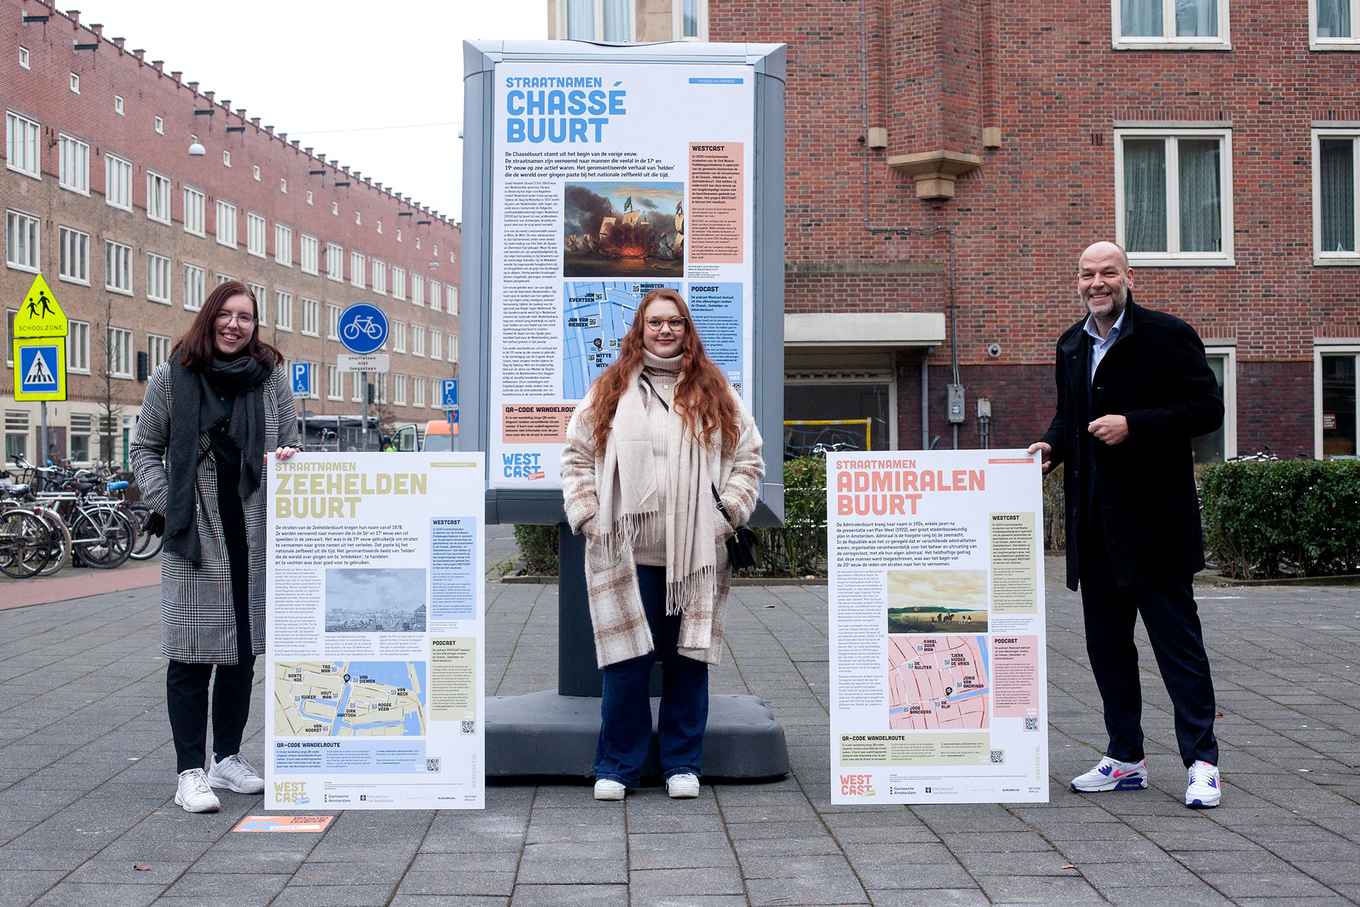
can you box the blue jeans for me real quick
[594,565,709,786]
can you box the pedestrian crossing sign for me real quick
[14,274,68,340]
[13,340,66,401]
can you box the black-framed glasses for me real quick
[644,317,687,332]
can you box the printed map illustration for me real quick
[887,635,989,731]
[562,281,679,400]
[274,661,426,737]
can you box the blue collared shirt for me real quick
[1084,306,1127,385]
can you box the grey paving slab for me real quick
[509,884,628,905]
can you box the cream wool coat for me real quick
[561,375,764,668]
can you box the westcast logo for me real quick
[273,781,310,805]
[503,453,546,481]
[839,773,876,798]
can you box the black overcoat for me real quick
[1041,297,1223,591]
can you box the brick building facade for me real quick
[552,0,1360,461]
[2,0,461,467]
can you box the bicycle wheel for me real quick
[0,509,54,578]
[126,503,164,561]
[34,507,71,577]
[71,507,135,569]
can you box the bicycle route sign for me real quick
[336,303,388,355]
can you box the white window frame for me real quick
[1114,127,1235,267]
[18,46,29,69]
[413,377,426,409]
[104,153,133,211]
[326,242,344,281]
[1311,0,1360,48]
[412,326,425,358]
[5,209,40,272]
[392,267,406,300]
[332,201,340,216]
[430,280,442,312]
[327,303,340,340]
[786,369,900,450]
[352,371,364,403]
[1312,128,1360,264]
[154,115,165,135]
[67,320,90,374]
[306,189,314,206]
[148,333,172,374]
[672,0,709,40]
[372,259,386,295]
[58,134,90,195]
[275,289,293,332]
[300,234,319,275]
[301,297,319,337]
[147,252,171,304]
[351,251,366,288]
[114,95,125,116]
[430,329,442,361]
[275,223,293,267]
[69,72,79,94]
[1314,342,1360,459]
[1203,344,1237,460]
[222,149,231,167]
[215,200,238,248]
[394,321,408,353]
[1111,0,1231,49]
[107,326,133,379]
[248,282,268,325]
[394,373,408,406]
[411,272,425,307]
[179,183,203,233]
[104,239,133,295]
[184,263,206,311]
[327,365,343,401]
[58,226,90,285]
[6,111,41,179]
[448,333,458,363]
[246,212,267,257]
[449,285,459,315]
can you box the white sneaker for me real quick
[174,768,222,813]
[1070,756,1149,793]
[666,772,700,799]
[594,778,626,801]
[207,753,265,794]
[1185,760,1222,809]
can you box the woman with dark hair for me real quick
[561,288,764,801]
[131,280,298,813]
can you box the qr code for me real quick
[1024,716,1039,731]
[460,720,476,735]
[425,757,441,773]
[990,749,1005,764]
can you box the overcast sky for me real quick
[73,1,549,220]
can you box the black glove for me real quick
[145,511,166,538]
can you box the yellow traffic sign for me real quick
[14,274,68,340]
[12,338,67,402]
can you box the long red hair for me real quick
[588,288,740,455]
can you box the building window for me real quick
[392,267,406,300]
[448,333,458,363]
[275,290,293,332]
[326,243,344,281]
[222,149,231,167]
[280,178,288,195]
[6,409,30,465]
[449,285,459,315]
[785,371,896,456]
[248,282,267,325]
[245,212,265,256]
[411,273,425,307]
[154,115,164,135]
[215,200,237,248]
[6,111,41,178]
[1317,345,1360,458]
[372,260,387,295]
[1190,347,1237,463]
[148,333,171,374]
[412,326,425,357]
[4,309,13,367]
[5,209,40,271]
[351,252,365,287]
[58,135,90,194]
[1115,128,1234,266]
[114,95,125,116]
[58,226,90,284]
[184,264,206,311]
[18,46,29,69]
[430,280,442,313]
[560,0,634,40]
[1113,0,1229,48]
[327,365,342,400]
[327,303,340,339]
[143,171,171,224]
[352,371,363,403]
[105,240,132,295]
[430,329,442,361]
[216,272,234,286]
[301,297,319,336]
[275,223,293,267]
[416,237,421,250]
[69,413,92,462]
[105,154,133,211]
[331,201,339,216]
[69,72,80,94]
[107,327,133,379]
[673,0,708,39]
[1314,130,1358,262]
[377,219,383,235]
[300,234,319,275]
[251,164,261,181]
[394,373,408,406]
[413,377,426,409]
[354,210,362,226]
[68,320,90,374]
[306,189,314,206]
[1313,0,1359,46]
[147,252,171,304]
[393,321,408,353]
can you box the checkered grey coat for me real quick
[131,362,298,664]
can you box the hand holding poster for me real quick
[265,452,485,810]
[828,450,1048,804]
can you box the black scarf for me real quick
[165,355,271,565]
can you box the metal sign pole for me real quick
[40,401,48,465]
[362,374,370,450]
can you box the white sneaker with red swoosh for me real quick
[1071,756,1148,792]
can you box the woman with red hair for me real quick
[561,288,764,801]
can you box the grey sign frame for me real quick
[459,39,786,527]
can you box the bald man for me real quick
[1028,242,1225,808]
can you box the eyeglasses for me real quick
[214,311,255,328]
[644,317,687,332]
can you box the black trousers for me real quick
[1079,528,1219,768]
[166,656,256,773]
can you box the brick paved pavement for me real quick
[1,561,1358,905]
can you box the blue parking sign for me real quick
[440,379,458,408]
[290,361,312,396]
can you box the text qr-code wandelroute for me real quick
[1024,716,1039,731]
[425,757,441,773]
[989,749,1005,764]
[461,720,476,735]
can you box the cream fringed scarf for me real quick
[596,369,719,651]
